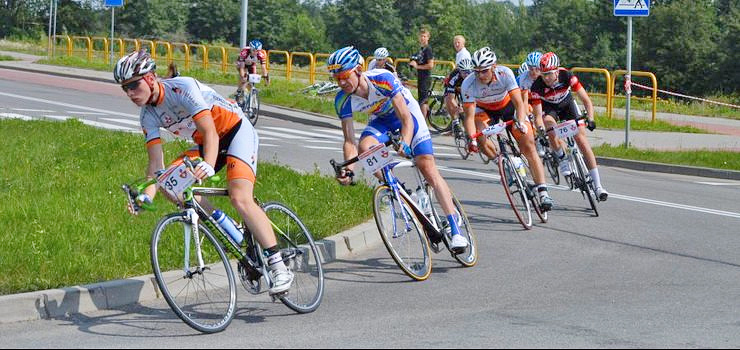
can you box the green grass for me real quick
[594,114,708,133]
[0,118,372,294]
[0,54,18,61]
[591,95,740,120]
[594,143,740,171]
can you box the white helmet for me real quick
[114,49,156,83]
[472,47,496,69]
[374,47,389,59]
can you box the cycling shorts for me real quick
[474,101,532,139]
[360,115,434,157]
[175,120,259,183]
[543,98,581,122]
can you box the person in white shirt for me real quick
[453,35,471,65]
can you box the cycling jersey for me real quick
[334,70,433,156]
[529,68,583,121]
[516,70,536,91]
[140,77,258,181]
[443,68,466,96]
[367,58,396,73]
[236,47,267,74]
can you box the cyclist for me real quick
[328,46,469,251]
[116,49,293,294]
[461,47,554,211]
[235,39,269,103]
[367,47,397,75]
[530,52,609,201]
[443,58,474,135]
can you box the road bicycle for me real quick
[300,81,340,96]
[122,158,324,333]
[534,129,561,185]
[235,74,261,126]
[547,116,600,216]
[473,120,548,230]
[330,134,477,281]
[424,75,454,133]
[448,92,472,160]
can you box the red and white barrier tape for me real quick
[629,81,740,109]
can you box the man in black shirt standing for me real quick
[409,27,434,120]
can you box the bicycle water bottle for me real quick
[512,156,527,177]
[416,187,433,216]
[212,209,243,245]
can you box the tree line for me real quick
[1,0,738,98]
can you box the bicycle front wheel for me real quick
[426,185,478,267]
[247,89,260,125]
[262,202,324,313]
[373,185,432,281]
[453,127,470,160]
[425,96,452,133]
[498,156,533,229]
[150,213,237,333]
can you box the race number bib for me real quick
[555,120,579,139]
[358,143,394,174]
[157,163,197,202]
[248,74,261,84]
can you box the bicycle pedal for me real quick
[430,242,443,254]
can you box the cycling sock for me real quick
[264,246,287,270]
[537,184,549,198]
[589,168,602,189]
[447,214,461,236]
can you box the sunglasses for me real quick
[332,69,355,81]
[121,78,143,92]
[474,68,492,75]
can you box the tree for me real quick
[188,0,240,43]
[324,0,403,57]
[116,0,188,41]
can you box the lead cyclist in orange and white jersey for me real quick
[461,47,554,211]
[115,49,293,294]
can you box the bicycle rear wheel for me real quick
[426,185,478,267]
[150,213,236,334]
[246,88,260,125]
[453,125,470,160]
[425,96,452,133]
[544,151,560,185]
[373,185,432,281]
[498,156,533,229]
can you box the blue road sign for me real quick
[614,0,650,16]
[104,0,124,6]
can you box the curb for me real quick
[0,218,380,324]
[596,156,740,180]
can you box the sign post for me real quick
[614,0,649,148]
[105,0,124,66]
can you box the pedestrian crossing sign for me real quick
[614,0,650,16]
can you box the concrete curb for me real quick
[597,156,740,180]
[0,218,380,324]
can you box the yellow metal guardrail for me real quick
[571,67,612,119]
[290,52,315,83]
[314,53,332,82]
[267,50,290,80]
[611,70,658,122]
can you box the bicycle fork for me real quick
[183,208,208,278]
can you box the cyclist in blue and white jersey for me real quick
[328,46,468,250]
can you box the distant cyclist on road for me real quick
[115,49,294,294]
[367,47,397,76]
[443,58,474,135]
[530,52,609,201]
[461,47,554,211]
[235,39,269,103]
[328,46,469,251]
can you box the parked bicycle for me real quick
[547,116,600,216]
[300,81,340,96]
[330,133,477,281]
[235,74,261,126]
[122,157,324,333]
[424,75,454,133]
[472,120,548,229]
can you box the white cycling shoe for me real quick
[595,187,609,201]
[269,268,294,295]
[558,157,572,176]
[449,234,469,251]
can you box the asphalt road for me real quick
[2,69,740,348]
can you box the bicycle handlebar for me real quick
[544,115,587,133]
[329,132,401,179]
[471,120,514,139]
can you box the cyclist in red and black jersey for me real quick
[530,52,609,201]
[235,39,269,95]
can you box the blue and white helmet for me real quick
[518,62,529,76]
[525,51,543,68]
[457,58,474,72]
[327,46,361,73]
[374,47,389,59]
[250,39,262,51]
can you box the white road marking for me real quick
[263,126,343,140]
[67,111,108,115]
[257,129,306,139]
[12,108,54,112]
[695,181,740,186]
[0,91,138,119]
[102,117,139,126]
[0,112,33,120]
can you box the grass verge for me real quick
[0,118,372,294]
[594,143,740,171]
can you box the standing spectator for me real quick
[409,27,434,119]
[453,35,471,66]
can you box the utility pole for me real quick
[240,0,249,48]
